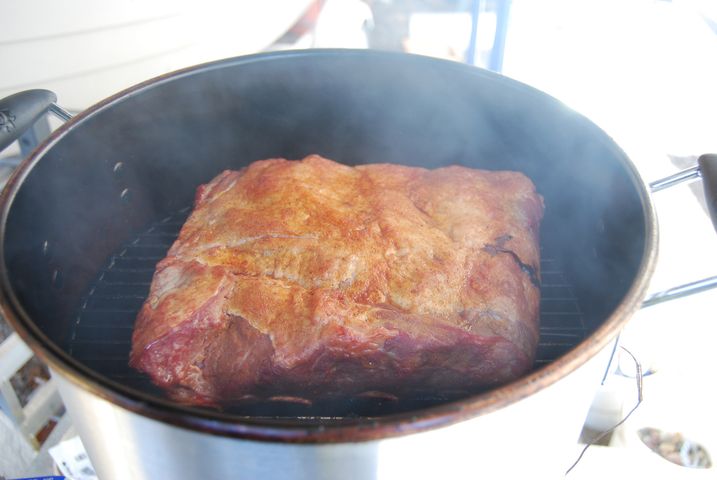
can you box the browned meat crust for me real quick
[130,155,544,405]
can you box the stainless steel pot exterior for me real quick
[53,345,613,480]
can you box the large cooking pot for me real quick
[0,50,715,479]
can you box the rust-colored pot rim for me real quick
[0,49,658,444]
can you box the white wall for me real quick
[0,1,313,110]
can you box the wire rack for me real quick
[68,208,588,417]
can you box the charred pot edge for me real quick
[0,50,659,444]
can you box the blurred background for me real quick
[1,1,716,478]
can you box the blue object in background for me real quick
[466,0,512,72]
[466,0,481,66]
[10,477,65,480]
[489,0,511,72]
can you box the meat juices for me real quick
[129,155,544,405]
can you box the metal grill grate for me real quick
[68,208,587,416]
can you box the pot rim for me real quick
[0,49,659,443]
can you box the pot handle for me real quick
[699,154,717,232]
[642,154,717,307]
[0,89,72,153]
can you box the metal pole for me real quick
[466,0,481,65]
[489,0,512,72]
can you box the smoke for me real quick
[3,50,649,404]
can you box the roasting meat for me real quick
[129,155,544,405]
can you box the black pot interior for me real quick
[2,51,649,417]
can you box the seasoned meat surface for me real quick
[129,155,544,405]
